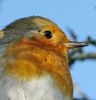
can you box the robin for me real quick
[0,16,87,100]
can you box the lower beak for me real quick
[65,41,88,49]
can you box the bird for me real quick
[0,16,87,100]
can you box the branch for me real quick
[67,27,77,41]
[69,48,83,57]
[67,28,96,47]
[69,53,96,66]
[86,36,96,46]
[72,53,96,60]
[67,28,96,66]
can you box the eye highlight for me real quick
[43,31,52,39]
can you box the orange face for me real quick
[16,25,70,56]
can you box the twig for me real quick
[69,53,96,65]
[67,27,78,41]
[86,36,96,46]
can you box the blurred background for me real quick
[0,0,96,99]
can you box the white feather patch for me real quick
[0,75,71,100]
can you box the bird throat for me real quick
[2,40,73,98]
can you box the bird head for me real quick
[0,16,87,55]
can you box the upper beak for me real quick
[65,41,88,49]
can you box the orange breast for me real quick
[2,39,73,98]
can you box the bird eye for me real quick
[43,31,52,39]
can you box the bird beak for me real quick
[65,41,88,49]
